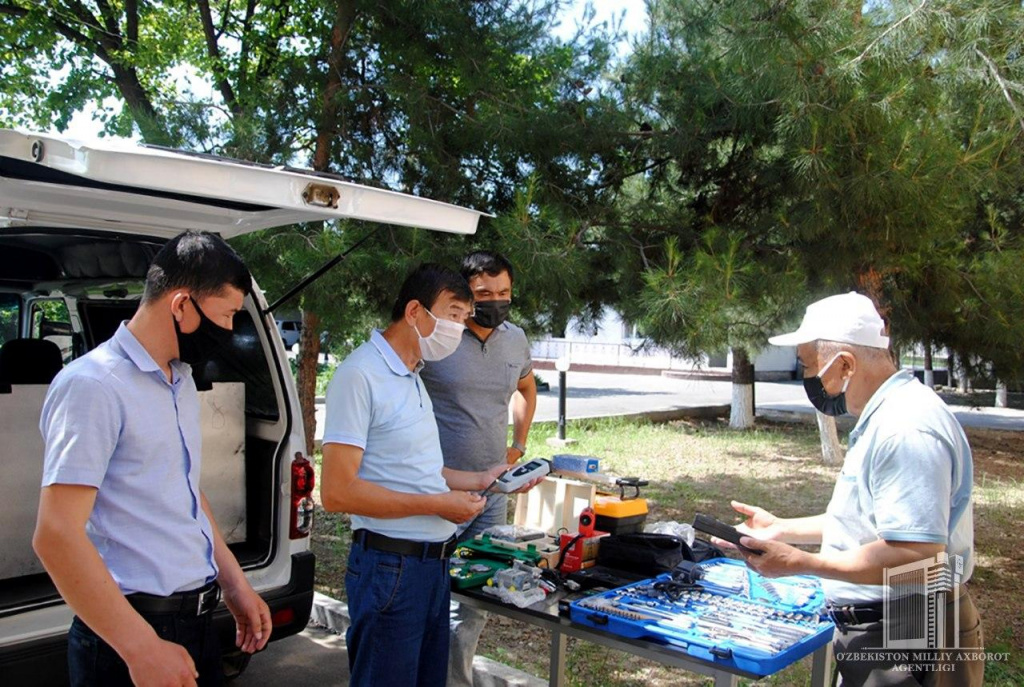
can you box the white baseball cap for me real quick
[769,292,890,349]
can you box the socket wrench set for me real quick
[568,558,834,676]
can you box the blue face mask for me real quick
[803,353,850,416]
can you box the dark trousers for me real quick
[68,610,222,687]
[833,589,984,687]
[345,541,451,687]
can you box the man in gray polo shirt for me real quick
[420,250,537,687]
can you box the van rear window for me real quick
[0,294,18,345]
[192,311,280,421]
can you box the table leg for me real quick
[810,641,834,687]
[713,671,738,687]
[549,627,567,687]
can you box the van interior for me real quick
[0,230,293,614]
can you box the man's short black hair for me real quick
[390,263,472,322]
[460,250,515,284]
[143,230,252,303]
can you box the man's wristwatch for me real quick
[510,440,527,455]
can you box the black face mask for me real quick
[174,297,233,366]
[803,354,849,416]
[471,299,511,329]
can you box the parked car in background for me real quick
[277,319,302,348]
[0,129,484,682]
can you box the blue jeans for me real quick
[345,540,451,687]
[67,612,222,687]
[448,493,508,687]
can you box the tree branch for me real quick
[125,0,138,44]
[254,5,292,85]
[313,1,359,172]
[93,0,119,37]
[63,0,121,55]
[841,0,928,70]
[0,3,29,18]
[595,157,672,191]
[237,0,258,90]
[975,48,1024,136]
[195,0,240,117]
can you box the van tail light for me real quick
[290,452,315,539]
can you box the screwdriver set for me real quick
[568,558,834,676]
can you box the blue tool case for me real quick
[569,558,834,676]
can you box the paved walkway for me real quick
[314,370,1024,442]
[537,370,1024,431]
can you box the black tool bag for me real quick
[596,533,687,575]
[689,537,726,563]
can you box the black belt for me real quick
[353,529,458,559]
[828,584,969,631]
[126,581,220,617]
[826,601,885,629]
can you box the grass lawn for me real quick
[309,416,1024,686]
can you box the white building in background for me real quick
[530,308,797,379]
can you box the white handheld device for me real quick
[484,459,551,494]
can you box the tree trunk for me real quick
[995,380,1008,408]
[815,411,844,466]
[923,340,934,389]
[295,1,357,455]
[297,310,322,455]
[729,346,755,429]
[956,351,970,393]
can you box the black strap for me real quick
[826,602,885,629]
[353,530,457,559]
[126,581,220,617]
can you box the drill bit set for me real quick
[569,558,834,676]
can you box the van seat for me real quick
[0,339,63,393]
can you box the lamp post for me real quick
[547,355,576,446]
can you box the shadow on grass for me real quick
[644,469,837,526]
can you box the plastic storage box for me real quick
[569,558,834,676]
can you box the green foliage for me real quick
[0,294,19,345]
[4,0,1024,382]
[1,1,629,345]
[613,0,1024,376]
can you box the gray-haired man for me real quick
[719,292,982,686]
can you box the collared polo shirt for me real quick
[420,321,532,472]
[323,330,455,542]
[40,323,217,596]
[820,370,975,605]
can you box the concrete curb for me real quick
[757,408,858,431]
[309,593,545,687]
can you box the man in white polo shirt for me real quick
[719,292,983,686]
[320,263,521,687]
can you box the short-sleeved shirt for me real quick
[323,330,455,542]
[39,323,217,596]
[820,370,975,605]
[420,322,532,472]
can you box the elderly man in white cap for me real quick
[718,292,983,686]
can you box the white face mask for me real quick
[414,308,465,361]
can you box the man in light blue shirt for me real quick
[321,263,520,687]
[718,292,983,686]
[34,231,271,687]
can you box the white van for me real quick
[0,129,483,682]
